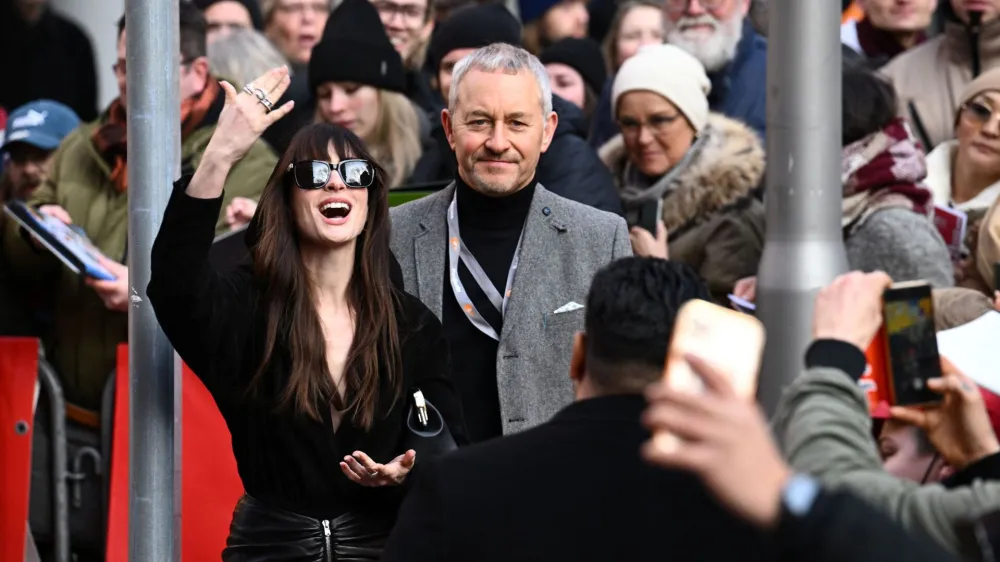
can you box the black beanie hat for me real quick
[427,3,522,74]
[193,0,264,31]
[308,0,406,93]
[539,37,607,96]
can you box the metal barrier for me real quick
[35,355,69,562]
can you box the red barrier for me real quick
[0,338,40,562]
[106,345,243,560]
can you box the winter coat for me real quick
[881,16,1000,150]
[589,18,767,149]
[600,113,766,301]
[1,114,277,411]
[844,207,955,288]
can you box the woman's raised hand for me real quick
[205,66,295,167]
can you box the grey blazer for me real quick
[390,182,632,435]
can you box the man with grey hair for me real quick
[390,42,631,443]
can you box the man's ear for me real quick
[191,56,211,93]
[739,0,752,17]
[540,110,558,153]
[442,108,456,151]
[569,332,586,383]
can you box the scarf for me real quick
[841,118,933,232]
[91,79,221,192]
[856,17,925,64]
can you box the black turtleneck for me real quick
[441,175,536,443]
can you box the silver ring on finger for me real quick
[369,469,380,477]
[242,84,255,96]
[253,88,267,101]
[258,97,273,113]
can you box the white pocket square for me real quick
[553,302,584,314]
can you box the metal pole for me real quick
[125,0,181,559]
[755,0,849,415]
[37,358,69,562]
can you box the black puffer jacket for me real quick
[539,95,623,216]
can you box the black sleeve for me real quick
[536,137,624,217]
[381,457,451,562]
[943,452,1000,489]
[404,302,470,447]
[804,339,867,381]
[147,176,252,392]
[776,489,961,562]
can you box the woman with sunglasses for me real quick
[147,66,468,561]
[924,69,1000,291]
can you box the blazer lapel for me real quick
[501,185,568,339]
[412,183,454,319]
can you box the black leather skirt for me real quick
[221,495,393,562]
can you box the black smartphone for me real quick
[881,281,942,406]
[994,262,1000,291]
[636,199,662,234]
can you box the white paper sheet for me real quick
[936,311,1000,395]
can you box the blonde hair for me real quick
[208,28,290,89]
[368,91,423,189]
[602,0,663,73]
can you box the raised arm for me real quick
[147,67,294,390]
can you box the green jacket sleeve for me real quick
[772,367,1000,551]
[214,139,278,235]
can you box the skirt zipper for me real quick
[322,519,332,562]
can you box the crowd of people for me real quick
[4,0,1000,560]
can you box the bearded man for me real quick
[662,0,767,139]
[589,0,766,147]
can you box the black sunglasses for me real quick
[963,100,996,125]
[286,159,375,190]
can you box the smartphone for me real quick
[637,199,662,235]
[993,262,1000,291]
[881,281,942,406]
[654,300,766,451]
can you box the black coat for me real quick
[147,176,468,520]
[426,95,623,215]
[382,395,771,562]
[384,394,963,562]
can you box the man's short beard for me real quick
[665,12,744,73]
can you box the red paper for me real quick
[933,204,968,262]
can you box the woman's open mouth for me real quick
[319,200,352,223]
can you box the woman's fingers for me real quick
[352,451,379,472]
[219,80,238,104]
[339,461,363,483]
[343,455,369,477]
[266,100,296,125]
[263,66,290,98]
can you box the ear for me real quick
[738,0,752,16]
[540,110,559,154]
[937,461,955,482]
[421,19,435,42]
[192,56,211,91]
[569,332,586,384]
[442,108,456,151]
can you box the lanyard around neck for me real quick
[446,193,524,341]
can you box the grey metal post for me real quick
[37,357,69,562]
[125,0,181,559]
[755,0,849,415]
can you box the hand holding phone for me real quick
[881,281,943,407]
[654,300,765,452]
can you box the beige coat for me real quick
[881,19,1000,150]
[600,114,766,301]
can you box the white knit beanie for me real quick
[612,44,712,133]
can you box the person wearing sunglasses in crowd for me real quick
[146,66,468,561]
[924,68,1000,292]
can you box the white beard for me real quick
[664,13,744,73]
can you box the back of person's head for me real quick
[579,258,710,395]
[932,287,994,331]
[842,64,898,147]
[426,3,522,75]
[117,2,208,61]
[208,28,288,89]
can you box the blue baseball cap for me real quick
[1,100,80,152]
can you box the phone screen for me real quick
[637,199,661,234]
[883,284,942,406]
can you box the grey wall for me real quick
[50,0,125,112]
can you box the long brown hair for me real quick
[249,123,402,429]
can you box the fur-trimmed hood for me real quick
[599,113,766,233]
